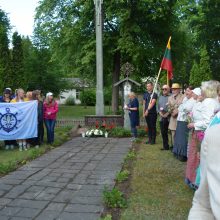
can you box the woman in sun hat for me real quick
[43,92,59,144]
[167,83,184,148]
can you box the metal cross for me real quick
[121,62,134,78]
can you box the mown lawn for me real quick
[58,105,115,119]
[0,127,72,175]
[120,138,194,220]
[58,105,144,119]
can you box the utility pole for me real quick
[94,0,104,116]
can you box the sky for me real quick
[0,0,39,36]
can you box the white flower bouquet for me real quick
[85,129,104,137]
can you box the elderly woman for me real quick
[188,114,220,219]
[125,92,139,141]
[173,86,196,161]
[185,88,203,189]
[188,81,220,132]
[187,81,220,187]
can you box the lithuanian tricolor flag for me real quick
[160,36,173,80]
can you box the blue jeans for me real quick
[44,119,56,144]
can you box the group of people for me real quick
[126,80,220,219]
[0,88,59,151]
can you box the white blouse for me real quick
[177,97,196,122]
[193,98,220,131]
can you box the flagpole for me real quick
[148,67,162,109]
[167,70,169,85]
[147,36,171,110]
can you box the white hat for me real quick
[46,92,53,97]
[192,88,201,96]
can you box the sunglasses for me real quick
[162,88,168,90]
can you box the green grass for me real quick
[120,137,194,220]
[0,127,71,175]
[58,105,115,119]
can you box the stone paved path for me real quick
[0,137,131,220]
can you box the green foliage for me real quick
[65,95,75,106]
[124,149,136,162]
[199,46,212,82]
[99,214,112,220]
[0,9,11,91]
[11,32,25,89]
[80,89,96,106]
[137,129,147,137]
[103,187,127,208]
[115,170,130,183]
[190,46,212,87]
[109,127,131,137]
[104,88,112,106]
[189,61,200,87]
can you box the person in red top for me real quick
[43,92,59,144]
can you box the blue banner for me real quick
[0,101,38,140]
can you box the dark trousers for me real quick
[31,121,44,146]
[4,140,17,146]
[131,126,137,138]
[160,118,169,149]
[44,119,56,144]
[145,113,157,143]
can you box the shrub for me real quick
[109,127,131,137]
[124,149,136,162]
[80,89,96,106]
[138,128,147,137]
[103,187,127,208]
[65,95,75,106]
[99,214,112,220]
[115,170,130,183]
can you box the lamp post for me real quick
[94,0,104,116]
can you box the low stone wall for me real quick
[84,115,124,127]
[56,116,145,128]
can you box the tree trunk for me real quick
[111,51,121,114]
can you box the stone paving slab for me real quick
[0,137,131,220]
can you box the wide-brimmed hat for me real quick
[192,88,201,96]
[171,83,181,89]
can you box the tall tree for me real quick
[0,9,11,91]
[199,45,212,82]
[189,61,200,87]
[34,0,190,112]
[11,32,25,89]
[199,0,220,80]
[189,46,212,87]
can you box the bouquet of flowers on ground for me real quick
[84,120,115,138]
[85,129,104,137]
